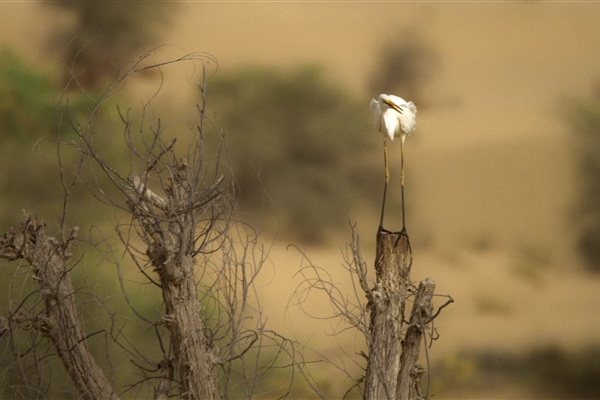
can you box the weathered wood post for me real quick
[363,227,436,400]
[397,278,436,399]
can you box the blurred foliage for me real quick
[0,46,127,232]
[0,49,57,132]
[368,30,439,107]
[433,345,600,398]
[207,65,380,243]
[0,47,76,230]
[477,345,600,398]
[566,91,600,272]
[0,47,149,399]
[44,0,178,88]
[521,345,600,398]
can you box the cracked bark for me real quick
[0,216,118,400]
[397,279,435,399]
[364,229,435,400]
[131,159,220,400]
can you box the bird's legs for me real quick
[379,140,389,230]
[400,139,406,234]
[379,139,409,237]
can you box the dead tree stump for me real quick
[364,228,436,400]
[397,279,436,399]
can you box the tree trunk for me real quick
[0,216,118,400]
[396,279,435,400]
[132,159,220,400]
[156,254,219,400]
[363,228,436,400]
[363,229,412,399]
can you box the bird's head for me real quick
[380,94,404,115]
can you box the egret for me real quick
[370,93,417,232]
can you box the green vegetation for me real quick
[0,47,129,232]
[0,47,74,230]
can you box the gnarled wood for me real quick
[0,216,118,400]
[363,229,412,400]
[397,279,435,399]
[130,159,220,400]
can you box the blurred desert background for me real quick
[2,1,600,398]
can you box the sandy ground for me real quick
[3,2,600,397]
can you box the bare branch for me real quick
[0,215,118,400]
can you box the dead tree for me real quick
[73,50,224,399]
[0,48,313,399]
[363,229,451,400]
[292,222,452,400]
[363,230,412,399]
[0,216,117,400]
[125,162,221,399]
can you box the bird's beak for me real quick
[382,99,404,114]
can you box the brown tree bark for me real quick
[130,159,220,400]
[363,229,436,400]
[154,358,174,400]
[363,229,412,399]
[397,279,435,399]
[0,216,118,400]
[153,253,219,400]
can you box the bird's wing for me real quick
[383,109,400,141]
[370,98,382,131]
[394,101,416,134]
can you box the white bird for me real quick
[370,94,417,231]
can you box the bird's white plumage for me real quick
[370,94,417,143]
